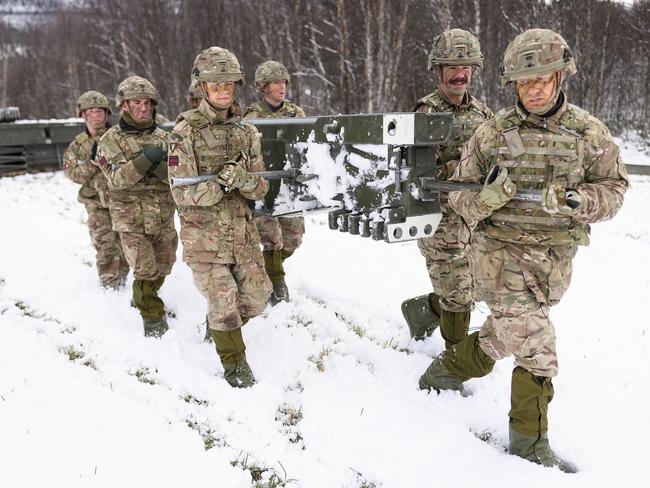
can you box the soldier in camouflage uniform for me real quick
[63,91,129,289]
[95,76,178,338]
[401,29,493,349]
[168,47,272,388]
[243,60,306,305]
[188,80,202,109]
[418,29,628,471]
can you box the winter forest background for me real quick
[1,0,649,134]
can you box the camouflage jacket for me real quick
[63,126,110,208]
[415,89,493,250]
[414,89,493,176]
[243,99,305,119]
[449,94,629,247]
[96,119,175,235]
[168,99,269,264]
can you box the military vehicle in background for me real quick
[0,107,85,175]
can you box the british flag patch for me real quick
[168,155,179,167]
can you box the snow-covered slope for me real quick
[0,170,648,488]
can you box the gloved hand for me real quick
[542,184,583,215]
[132,146,166,174]
[476,165,517,212]
[218,162,257,192]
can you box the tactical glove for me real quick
[151,160,168,182]
[132,146,165,174]
[542,184,583,215]
[218,163,258,192]
[476,165,517,213]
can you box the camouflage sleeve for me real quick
[448,123,495,221]
[295,106,306,117]
[572,123,629,223]
[63,139,98,184]
[239,126,269,200]
[242,109,260,120]
[97,131,148,191]
[167,122,224,207]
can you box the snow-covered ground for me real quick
[615,131,650,167]
[0,167,648,488]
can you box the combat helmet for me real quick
[192,47,244,85]
[255,60,290,90]
[500,29,576,86]
[116,76,159,105]
[187,80,202,99]
[76,90,111,116]
[428,28,483,70]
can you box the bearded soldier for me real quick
[63,91,129,289]
[401,29,492,349]
[168,47,272,388]
[418,29,628,471]
[96,76,178,337]
[243,60,306,305]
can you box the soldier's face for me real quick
[204,81,235,109]
[264,80,287,105]
[440,65,473,97]
[124,98,153,122]
[83,108,107,129]
[516,73,557,111]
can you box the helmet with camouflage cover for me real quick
[188,80,202,99]
[428,28,483,70]
[192,47,244,85]
[254,60,290,90]
[500,29,576,87]
[116,76,159,106]
[76,90,111,116]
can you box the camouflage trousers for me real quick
[189,259,272,332]
[417,238,473,313]
[119,229,178,281]
[470,233,577,378]
[85,204,129,288]
[255,215,305,252]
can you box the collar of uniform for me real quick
[265,99,285,113]
[199,99,242,124]
[435,89,471,111]
[119,112,156,132]
[515,91,568,129]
